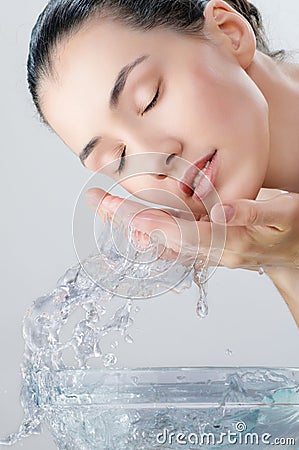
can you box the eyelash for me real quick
[117,146,126,175]
[117,86,160,174]
[141,85,160,116]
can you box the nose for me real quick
[166,153,176,165]
[155,153,176,179]
[125,133,183,179]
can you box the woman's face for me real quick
[41,17,270,216]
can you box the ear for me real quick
[203,0,256,69]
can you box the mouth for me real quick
[180,149,218,201]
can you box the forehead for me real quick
[40,19,186,153]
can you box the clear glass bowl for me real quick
[32,367,299,449]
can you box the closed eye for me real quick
[117,146,126,174]
[118,84,160,174]
[142,85,160,116]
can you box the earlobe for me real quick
[203,0,256,69]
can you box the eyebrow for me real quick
[110,54,149,109]
[79,136,102,165]
[79,54,150,166]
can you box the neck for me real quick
[246,52,299,193]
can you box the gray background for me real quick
[0,1,298,448]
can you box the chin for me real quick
[219,184,263,205]
[215,167,266,204]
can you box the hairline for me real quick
[36,14,209,125]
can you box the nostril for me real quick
[166,153,176,165]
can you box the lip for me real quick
[180,149,218,199]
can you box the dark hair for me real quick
[27,0,283,121]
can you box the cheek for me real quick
[160,65,262,148]
[216,86,270,201]
[200,77,265,134]
[189,67,270,200]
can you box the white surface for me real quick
[0,1,298,449]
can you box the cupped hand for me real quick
[85,187,220,264]
[86,188,299,271]
[210,190,299,270]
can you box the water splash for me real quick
[0,220,206,446]
[1,221,298,448]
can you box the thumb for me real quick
[210,195,291,229]
[85,188,115,219]
[85,187,110,210]
[85,188,161,225]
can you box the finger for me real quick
[86,189,223,261]
[210,193,297,230]
[86,188,202,222]
[85,188,110,222]
[86,187,109,210]
[86,189,177,254]
[132,210,217,257]
[157,207,201,221]
[86,188,151,224]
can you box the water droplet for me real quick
[132,417,140,432]
[134,306,141,313]
[86,309,99,322]
[99,306,106,316]
[194,267,209,318]
[102,353,117,367]
[225,349,233,356]
[124,334,134,344]
[258,266,264,276]
[177,375,186,382]
[110,341,119,349]
[131,376,139,385]
[119,414,129,424]
[196,298,208,318]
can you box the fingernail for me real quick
[211,204,235,223]
[85,192,100,210]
